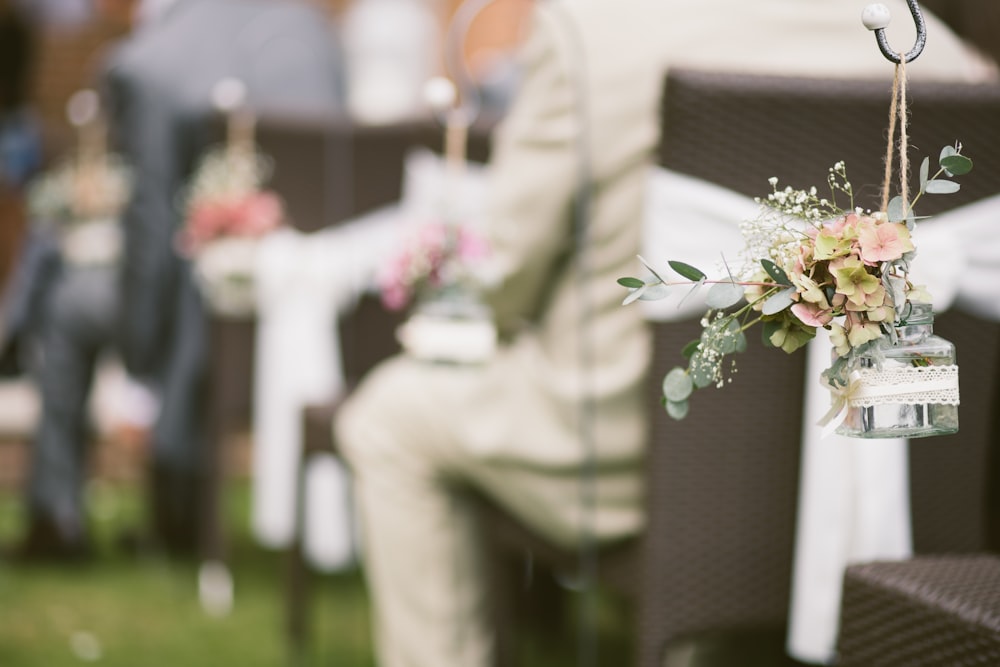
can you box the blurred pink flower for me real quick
[377,221,491,311]
[180,190,285,255]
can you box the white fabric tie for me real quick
[249,148,488,571]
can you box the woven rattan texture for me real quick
[637,69,1000,667]
[838,555,1000,666]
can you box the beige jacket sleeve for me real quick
[482,8,582,335]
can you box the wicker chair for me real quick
[637,69,1000,667]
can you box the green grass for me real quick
[0,479,632,667]
[0,479,374,667]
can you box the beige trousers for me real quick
[336,356,642,667]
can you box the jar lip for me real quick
[898,300,934,325]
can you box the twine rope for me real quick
[881,60,910,213]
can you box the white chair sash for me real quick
[249,148,489,571]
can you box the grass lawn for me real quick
[0,477,632,667]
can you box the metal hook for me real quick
[863,1,927,64]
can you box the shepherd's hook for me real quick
[862,1,926,64]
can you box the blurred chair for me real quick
[200,112,492,563]
[637,69,1000,667]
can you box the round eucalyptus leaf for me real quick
[689,353,716,389]
[681,339,700,359]
[662,367,693,402]
[637,283,671,301]
[887,195,907,222]
[734,330,747,353]
[705,281,745,309]
[761,287,796,315]
[664,399,690,421]
[940,154,973,176]
[925,179,961,195]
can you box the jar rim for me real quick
[898,300,933,325]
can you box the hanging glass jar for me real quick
[836,302,959,439]
[398,283,497,365]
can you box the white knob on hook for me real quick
[423,76,457,113]
[66,89,100,127]
[212,77,248,113]
[862,3,892,31]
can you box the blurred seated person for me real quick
[11,0,345,561]
[0,0,42,374]
[333,0,994,665]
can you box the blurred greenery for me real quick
[0,478,632,667]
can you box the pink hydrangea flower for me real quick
[857,219,914,264]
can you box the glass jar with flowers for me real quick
[619,145,971,438]
[378,220,496,364]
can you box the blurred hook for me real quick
[862,1,926,64]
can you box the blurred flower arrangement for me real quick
[177,147,284,254]
[28,154,131,224]
[620,144,972,421]
[178,145,286,316]
[378,220,491,311]
[378,219,496,364]
[27,153,131,266]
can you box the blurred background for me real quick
[0,1,998,666]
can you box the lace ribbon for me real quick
[846,364,960,407]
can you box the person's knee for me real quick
[334,357,428,469]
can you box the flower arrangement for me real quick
[178,145,286,316]
[26,153,132,267]
[620,144,972,421]
[378,220,491,311]
[176,147,285,255]
[27,153,131,227]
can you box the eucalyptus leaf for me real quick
[761,287,796,315]
[886,195,907,223]
[761,320,782,348]
[662,367,694,402]
[940,144,957,162]
[919,157,929,191]
[676,279,705,310]
[940,154,973,176]
[664,398,689,421]
[617,277,645,289]
[690,353,716,389]
[637,283,671,301]
[760,259,791,286]
[622,285,646,305]
[925,179,961,195]
[637,255,667,283]
[668,260,707,282]
[681,339,700,359]
[734,330,748,353]
[705,281,745,309]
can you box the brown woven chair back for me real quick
[638,68,1000,667]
